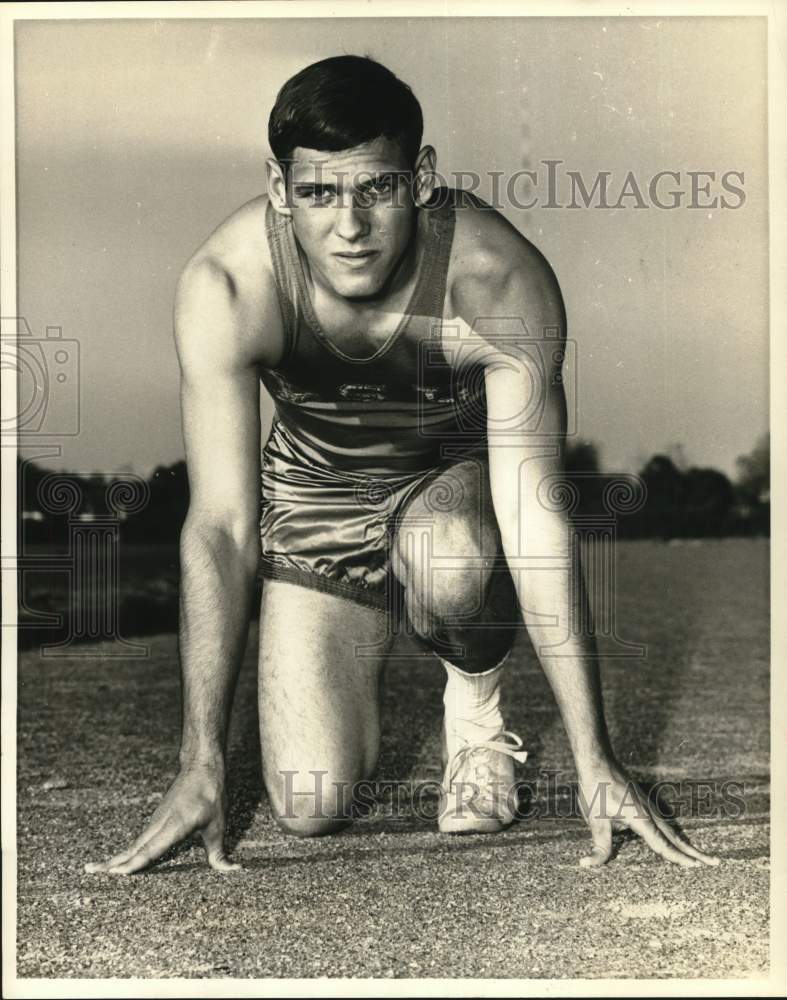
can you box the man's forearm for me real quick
[507,508,616,772]
[177,515,259,768]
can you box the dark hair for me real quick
[268,55,423,167]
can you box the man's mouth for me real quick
[333,250,379,267]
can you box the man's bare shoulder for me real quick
[176,194,285,370]
[447,192,563,326]
[184,194,270,274]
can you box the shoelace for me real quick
[446,730,528,789]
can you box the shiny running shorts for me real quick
[259,418,495,616]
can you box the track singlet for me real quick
[261,189,488,477]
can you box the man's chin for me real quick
[329,273,386,301]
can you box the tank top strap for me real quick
[407,192,456,322]
[264,199,300,367]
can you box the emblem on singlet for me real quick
[264,370,480,406]
[338,384,387,401]
[263,371,320,404]
[411,383,473,405]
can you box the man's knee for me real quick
[265,768,356,838]
[274,810,352,839]
[397,534,494,636]
[415,570,488,637]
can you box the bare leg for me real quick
[257,579,395,837]
[391,456,526,832]
[391,456,520,670]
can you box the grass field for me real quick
[15,538,769,980]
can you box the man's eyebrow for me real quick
[354,170,409,187]
[291,181,337,194]
[292,171,411,193]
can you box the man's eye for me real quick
[295,189,333,204]
[366,179,395,197]
[355,180,393,206]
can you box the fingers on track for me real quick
[580,819,613,868]
[650,812,721,866]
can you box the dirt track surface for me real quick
[16,539,769,979]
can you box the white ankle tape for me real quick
[438,648,511,678]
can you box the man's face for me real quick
[276,136,422,301]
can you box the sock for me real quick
[439,650,511,754]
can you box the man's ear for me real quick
[412,146,437,207]
[266,158,292,217]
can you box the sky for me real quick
[15,15,768,478]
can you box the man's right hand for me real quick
[84,763,241,876]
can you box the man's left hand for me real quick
[576,760,721,869]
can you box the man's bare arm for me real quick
[176,260,262,769]
[453,236,719,868]
[86,257,263,875]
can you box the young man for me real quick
[87,56,717,874]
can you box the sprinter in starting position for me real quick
[87,55,718,874]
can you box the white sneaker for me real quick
[438,720,527,834]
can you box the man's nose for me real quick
[334,199,369,242]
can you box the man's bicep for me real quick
[453,231,567,438]
[179,366,261,529]
[475,251,569,541]
[483,353,567,442]
[480,263,568,453]
[175,260,262,535]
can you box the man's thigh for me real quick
[257,579,394,834]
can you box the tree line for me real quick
[563,434,769,538]
[19,432,769,547]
